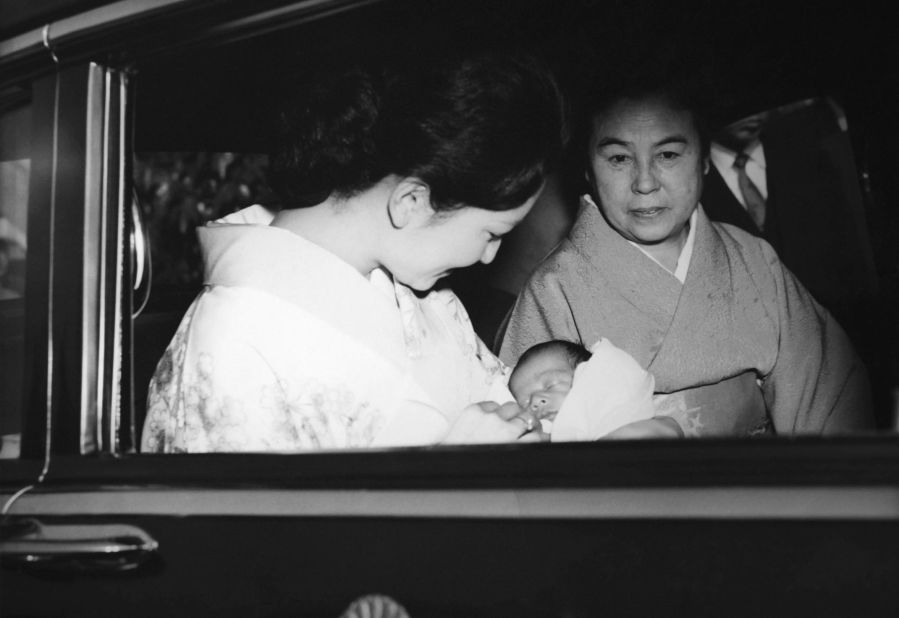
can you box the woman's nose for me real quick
[480,239,501,265]
[632,161,660,194]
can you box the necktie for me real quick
[732,151,766,230]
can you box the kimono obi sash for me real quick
[655,371,769,436]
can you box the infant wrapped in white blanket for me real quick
[507,338,658,441]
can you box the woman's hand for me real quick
[442,401,548,444]
[492,401,550,443]
[603,416,684,439]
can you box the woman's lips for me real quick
[631,207,666,218]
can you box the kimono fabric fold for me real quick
[501,196,872,436]
[142,206,512,453]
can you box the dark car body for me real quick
[1,1,898,616]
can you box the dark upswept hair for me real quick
[269,50,566,211]
[517,339,592,372]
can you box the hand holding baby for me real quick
[442,401,548,444]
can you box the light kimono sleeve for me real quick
[760,246,874,434]
[141,289,403,453]
[434,289,515,404]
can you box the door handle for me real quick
[0,518,159,573]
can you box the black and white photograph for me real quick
[1,0,898,615]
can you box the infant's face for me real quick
[508,350,575,420]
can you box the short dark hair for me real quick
[518,339,592,372]
[584,82,710,159]
[270,50,566,211]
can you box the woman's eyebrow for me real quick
[595,137,629,149]
[595,134,689,149]
[654,135,689,148]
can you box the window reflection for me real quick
[133,152,274,290]
[0,96,30,459]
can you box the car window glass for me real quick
[0,94,30,459]
[128,1,899,453]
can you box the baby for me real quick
[508,340,589,422]
[507,338,657,441]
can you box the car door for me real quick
[2,1,899,617]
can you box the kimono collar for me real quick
[577,194,697,282]
[571,196,681,298]
[199,205,374,297]
[198,205,410,368]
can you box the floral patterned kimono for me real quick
[141,206,512,452]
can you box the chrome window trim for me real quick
[78,62,127,455]
[3,486,899,520]
[0,0,190,60]
[195,0,385,47]
[110,68,128,454]
[41,70,61,477]
[80,62,104,454]
[0,0,384,64]
[98,65,113,453]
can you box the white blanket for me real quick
[550,338,656,442]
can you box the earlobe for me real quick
[387,177,432,229]
[703,157,710,175]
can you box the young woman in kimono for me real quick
[141,51,568,452]
[500,76,874,438]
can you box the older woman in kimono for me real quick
[500,78,874,437]
[142,52,567,452]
